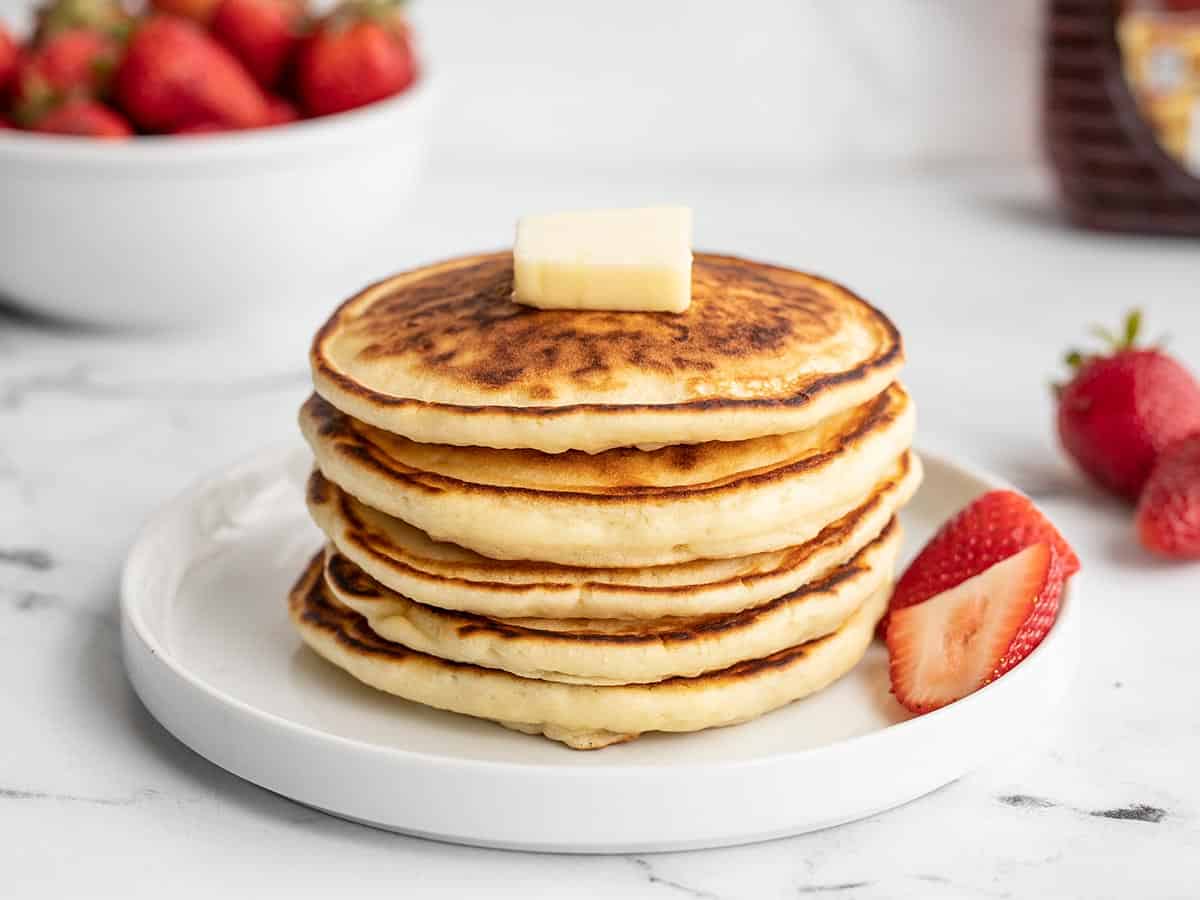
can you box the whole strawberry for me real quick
[34,0,133,43]
[12,28,120,124]
[1136,435,1200,559]
[30,95,131,136]
[1056,311,1200,501]
[263,94,298,125]
[296,0,416,117]
[212,0,304,89]
[115,15,268,132]
[149,0,222,24]
[0,26,18,98]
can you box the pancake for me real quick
[322,519,899,685]
[289,554,890,749]
[299,384,915,567]
[311,252,904,453]
[306,451,922,619]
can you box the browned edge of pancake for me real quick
[307,450,913,598]
[301,383,909,504]
[324,517,896,646]
[291,554,850,686]
[311,252,903,417]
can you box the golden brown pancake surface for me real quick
[311,252,904,452]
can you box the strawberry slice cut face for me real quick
[886,543,1060,714]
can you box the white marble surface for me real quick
[3,162,1200,898]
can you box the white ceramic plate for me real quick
[121,446,1079,853]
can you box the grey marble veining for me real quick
[3,163,1198,900]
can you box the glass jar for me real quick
[1044,0,1200,235]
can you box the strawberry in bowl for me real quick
[0,0,432,329]
[0,0,421,137]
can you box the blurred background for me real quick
[406,0,1041,172]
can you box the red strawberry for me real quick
[212,0,304,89]
[115,15,269,132]
[263,94,298,125]
[887,542,1066,713]
[12,29,120,123]
[296,0,416,117]
[34,0,133,43]
[172,120,227,133]
[882,490,1079,638]
[1136,435,1200,559]
[0,26,18,97]
[150,0,222,24]
[1056,310,1200,501]
[30,96,131,137]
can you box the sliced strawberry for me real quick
[880,489,1078,640]
[887,543,1063,714]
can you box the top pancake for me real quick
[312,252,903,453]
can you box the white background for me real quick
[411,0,1043,170]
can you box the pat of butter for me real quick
[513,207,693,313]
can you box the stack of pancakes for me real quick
[291,252,920,749]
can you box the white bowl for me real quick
[0,76,434,331]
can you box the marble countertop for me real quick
[3,163,1198,899]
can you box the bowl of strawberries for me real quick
[0,0,432,329]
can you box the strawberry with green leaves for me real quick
[115,15,269,132]
[11,28,121,124]
[296,0,416,117]
[34,0,133,44]
[1056,311,1200,501]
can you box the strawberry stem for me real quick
[1062,309,1148,376]
[1122,309,1142,349]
